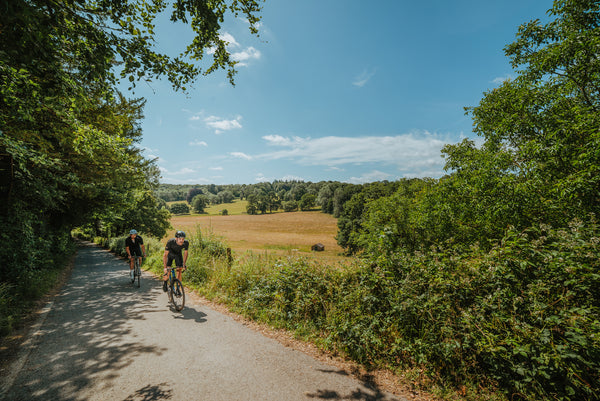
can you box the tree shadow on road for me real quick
[306,368,401,401]
[123,382,173,401]
[3,242,169,401]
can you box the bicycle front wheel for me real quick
[171,279,185,311]
[135,259,141,288]
[167,279,173,304]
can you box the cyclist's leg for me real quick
[164,255,175,281]
[174,254,184,281]
[130,250,141,277]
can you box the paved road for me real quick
[0,242,404,401]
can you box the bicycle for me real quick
[131,256,142,288]
[165,267,185,311]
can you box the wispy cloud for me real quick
[232,46,261,66]
[219,32,240,47]
[204,115,243,134]
[255,173,268,182]
[353,68,376,87]
[348,170,393,184]
[259,132,449,178]
[209,166,223,171]
[281,174,305,181]
[492,74,515,85]
[230,151,252,160]
[208,32,261,67]
[172,167,195,175]
[189,140,208,146]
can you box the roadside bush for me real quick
[134,218,599,400]
[326,220,600,400]
[184,219,599,400]
[0,282,15,335]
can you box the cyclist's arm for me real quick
[163,250,169,269]
[183,249,188,269]
[162,250,170,278]
[141,244,146,257]
[126,246,131,258]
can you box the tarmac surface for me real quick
[0,242,405,401]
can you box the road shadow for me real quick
[123,382,173,401]
[306,368,401,401]
[172,307,207,323]
[3,242,170,400]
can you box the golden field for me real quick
[167,211,347,261]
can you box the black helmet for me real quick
[175,230,186,238]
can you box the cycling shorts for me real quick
[166,253,184,268]
[130,248,143,257]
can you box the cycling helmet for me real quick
[175,230,186,238]
[129,229,138,235]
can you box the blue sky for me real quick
[126,0,552,185]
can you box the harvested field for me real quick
[169,211,347,261]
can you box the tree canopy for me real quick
[0,0,264,283]
[348,0,600,255]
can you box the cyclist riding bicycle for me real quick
[163,230,189,292]
[126,229,146,280]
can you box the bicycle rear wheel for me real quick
[171,279,185,311]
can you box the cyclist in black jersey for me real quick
[162,230,189,291]
[126,229,146,280]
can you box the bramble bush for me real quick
[105,220,598,400]
[177,220,599,400]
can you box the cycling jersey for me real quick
[125,235,144,256]
[165,238,189,267]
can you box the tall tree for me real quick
[454,0,600,229]
[0,0,264,282]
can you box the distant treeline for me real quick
[157,179,413,254]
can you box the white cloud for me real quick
[172,167,195,175]
[280,174,305,181]
[189,140,208,146]
[492,74,515,85]
[255,173,268,182]
[353,69,376,87]
[209,166,223,171]
[348,170,393,184]
[219,32,240,47]
[204,115,243,134]
[230,151,252,160]
[232,46,261,66]
[259,132,449,177]
[261,134,303,147]
[207,33,260,67]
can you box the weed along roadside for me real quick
[93,212,600,401]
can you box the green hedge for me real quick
[173,221,599,400]
[97,222,599,400]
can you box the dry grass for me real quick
[169,211,347,262]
